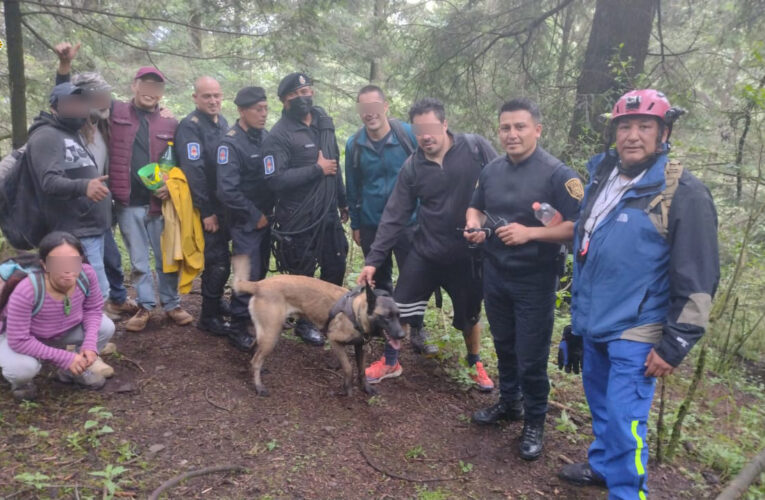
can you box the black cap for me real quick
[49,82,84,107]
[234,86,267,107]
[277,72,311,100]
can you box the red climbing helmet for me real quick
[612,89,674,122]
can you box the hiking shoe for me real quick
[365,356,403,384]
[558,462,607,488]
[105,298,139,318]
[471,361,494,392]
[125,308,151,332]
[11,382,37,401]
[519,419,545,461]
[472,398,524,425]
[101,342,117,355]
[57,369,106,390]
[166,307,193,326]
[410,327,438,356]
[90,356,114,378]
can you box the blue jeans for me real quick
[483,260,558,421]
[583,339,655,500]
[80,234,109,300]
[104,227,127,304]
[116,205,179,311]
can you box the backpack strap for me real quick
[76,270,91,297]
[463,133,489,168]
[30,272,46,317]
[388,119,415,156]
[646,159,683,238]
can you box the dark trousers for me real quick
[230,225,271,320]
[200,217,231,318]
[483,259,558,422]
[281,217,348,286]
[104,227,127,304]
[359,225,413,294]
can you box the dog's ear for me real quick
[365,283,376,316]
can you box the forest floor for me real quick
[0,281,760,499]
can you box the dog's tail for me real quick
[231,254,260,296]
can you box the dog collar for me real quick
[326,287,368,339]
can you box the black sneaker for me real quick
[410,327,438,355]
[558,462,607,488]
[198,316,237,337]
[294,320,325,346]
[472,399,524,425]
[519,419,545,461]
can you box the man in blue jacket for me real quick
[558,89,719,499]
[345,85,417,295]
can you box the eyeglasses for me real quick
[45,256,84,274]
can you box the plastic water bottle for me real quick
[532,202,563,226]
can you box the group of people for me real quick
[0,40,721,499]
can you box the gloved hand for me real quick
[557,325,583,374]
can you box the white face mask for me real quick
[91,108,110,121]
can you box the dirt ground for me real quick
[0,287,724,499]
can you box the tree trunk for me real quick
[369,0,385,83]
[4,0,28,148]
[555,2,574,87]
[567,0,657,152]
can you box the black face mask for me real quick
[285,95,312,119]
[58,116,88,132]
[617,153,660,178]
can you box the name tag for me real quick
[303,143,316,149]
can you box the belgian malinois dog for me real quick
[232,255,406,396]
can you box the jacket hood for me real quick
[28,111,73,136]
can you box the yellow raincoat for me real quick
[161,167,204,293]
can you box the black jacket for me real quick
[366,132,497,267]
[175,109,229,219]
[23,112,111,239]
[216,121,274,231]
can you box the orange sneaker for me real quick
[365,356,403,384]
[471,361,494,392]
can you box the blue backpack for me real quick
[0,254,90,324]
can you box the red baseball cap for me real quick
[134,66,165,82]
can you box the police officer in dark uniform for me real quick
[216,87,273,351]
[465,98,583,461]
[175,76,237,338]
[261,72,348,346]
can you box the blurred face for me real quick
[498,110,541,163]
[357,91,388,132]
[411,111,448,158]
[43,244,83,291]
[615,116,667,167]
[87,90,112,120]
[239,101,269,130]
[55,95,90,119]
[193,78,223,117]
[131,77,164,110]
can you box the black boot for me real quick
[472,398,524,425]
[294,319,325,346]
[519,419,545,461]
[410,327,438,355]
[228,317,256,352]
[218,298,232,317]
[199,299,236,337]
[558,462,607,487]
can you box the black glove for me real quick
[557,325,583,374]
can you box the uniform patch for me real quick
[190,115,199,123]
[264,155,275,175]
[217,145,229,165]
[226,129,237,136]
[187,142,201,161]
[565,178,584,201]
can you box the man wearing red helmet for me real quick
[558,90,719,499]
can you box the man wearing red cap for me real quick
[558,90,719,499]
[107,66,193,332]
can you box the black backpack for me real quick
[0,145,48,250]
[349,119,416,203]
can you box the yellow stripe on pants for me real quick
[631,420,647,499]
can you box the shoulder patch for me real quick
[565,178,584,201]
[187,142,201,161]
[264,155,275,175]
[217,145,229,165]
[226,129,237,136]
[190,115,199,124]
